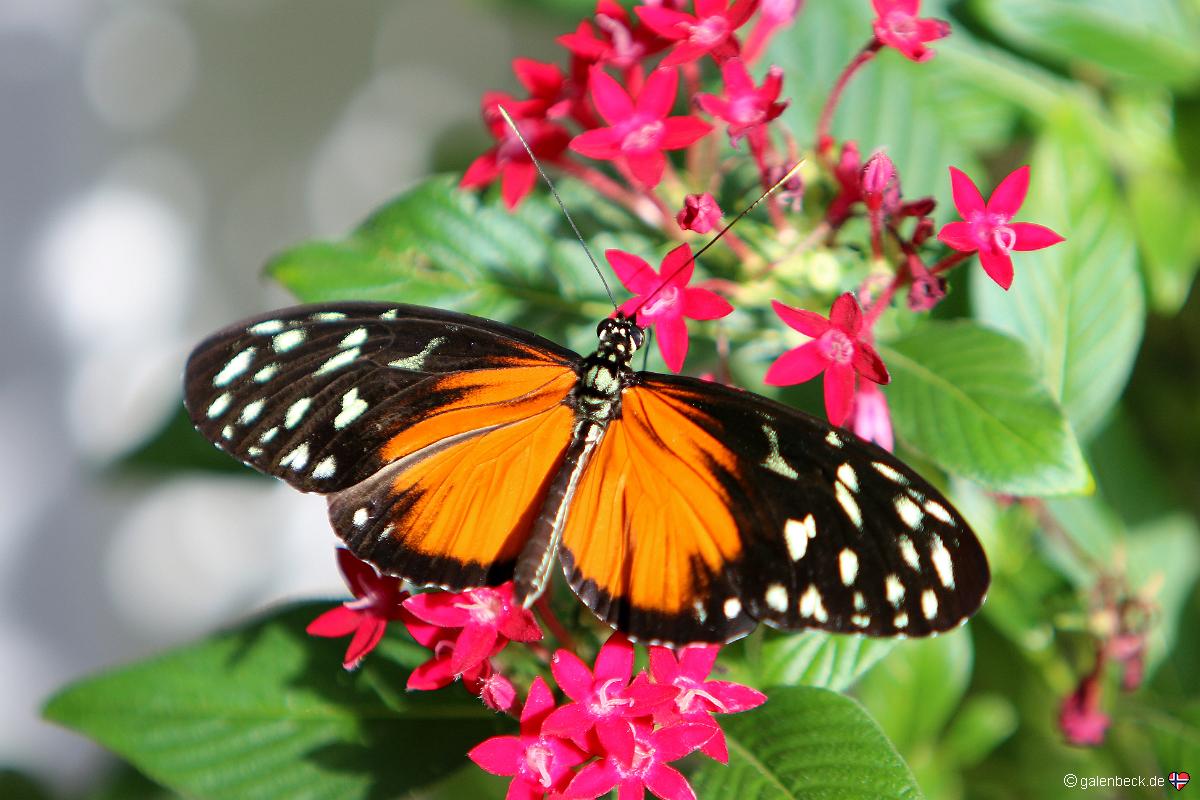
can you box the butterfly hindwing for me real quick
[560,372,989,644]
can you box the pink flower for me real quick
[565,720,715,800]
[861,150,896,212]
[571,67,712,187]
[469,677,589,799]
[478,670,519,715]
[764,293,890,427]
[512,57,570,118]
[695,58,788,147]
[1059,669,1110,747]
[305,548,409,670]
[647,644,766,763]
[676,192,723,233]
[636,0,758,66]
[608,243,734,372]
[403,582,542,677]
[743,0,802,63]
[559,1,665,71]
[937,165,1065,290]
[404,619,500,692]
[541,635,679,753]
[871,0,951,63]
[460,93,571,210]
[849,381,894,452]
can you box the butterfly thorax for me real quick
[572,317,643,424]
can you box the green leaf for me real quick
[855,631,974,753]
[971,0,1200,87]
[44,604,507,800]
[755,631,895,692]
[880,320,1091,495]
[267,175,619,329]
[690,686,924,800]
[971,108,1145,441]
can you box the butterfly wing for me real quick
[184,302,581,588]
[559,372,989,644]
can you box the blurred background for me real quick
[2,0,1198,797]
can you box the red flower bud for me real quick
[677,193,723,234]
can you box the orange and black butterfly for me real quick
[184,301,988,645]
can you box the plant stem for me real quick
[815,39,881,158]
[535,595,577,652]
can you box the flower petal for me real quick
[823,362,856,427]
[625,151,666,187]
[607,249,658,295]
[403,591,472,628]
[828,292,862,334]
[1010,222,1065,251]
[660,243,696,287]
[948,166,985,218]
[541,702,596,747]
[451,623,500,675]
[343,615,387,670]
[595,634,636,682]
[468,735,526,776]
[682,288,732,321]
[306,605,362,638]
[700,725,729,762]
[852,341,890,385]
[704,680,768,712]
[407,654,458,690]
[500,161,537,210]
[552,649,596,700]
[656,314,690,373]
[589,67,635,124]
[648,646,681,684]
[521,676,557,729]
[659,116,714,149]
[635,6,695,39]
[986,165,1030,220]
[763,341,828,386]
[771,299,830,337]
[597,718,637,764]
[651,721,718,760]
[937,221,979,252]
[566,760,623,799]
[570,128,623,159]
[460,151,501,189]
[678,644,719,679]
[979,247,1015,290]
[644,764,697,800]
[637,68,679,120]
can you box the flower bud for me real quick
[677,192,723,234]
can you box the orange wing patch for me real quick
[560,385,751,642]
[330,364,576,590]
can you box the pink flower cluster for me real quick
[470,635,766,800]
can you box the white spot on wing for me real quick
[334,388,369,430]
[207,392,232,418]
[885,574,905,607]
[853,591,865,611]
[836,463,858,492]
[784,515,816,561]
[723,597,742,619]
[835,481,862,528]
[895,495,924,530]
[272,329,306,352]
[894,611,909,628]
[221,425,233,439]
[312,455,337,479]
[389,337,446,371]
[765,584,788,613]
[247,446,263,457]
[922,589,939,620]
[693,600,707,624]
[872,461,908,484]
[762,425,798,478]
[898,535,920,571]
[284,397,311,429]
[280,442,309,470]
[380,309,399,320]
[851,614,870,628]
[799,584,827,622]
[839,548,859,585]
[214,347,256,387]
[924,498,954,524]
[239,399,265,425]
[352,507,369,527]
[339,327,368,349]
[312,311,346,321]
[314,347,359,376]
[260,426,278,443]
[825,430,843,447]
[253,363,279,383]
[249,320,284,335]
[930,534,955,588]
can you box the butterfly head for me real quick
[596,315,644,360]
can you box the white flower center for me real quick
[820,328,854,364]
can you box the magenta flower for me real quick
[1059,669,1110,747]
[565,719,715,800]
[636,0,758,67]
[512,57,570,119]
[460,93,571,210]
[696,58,788,148]
[861,150,897,212]
[541,635,678,753]
[764,293,890,427]
[470,677,589,799]
[648,644,766,763]
[743,0,802,63]
[404,619,500,692]
[478,670,519,715]
[871,0,951,63]
[559,0,665,71]
[571,67,712,187]
[849,381,894,452]
[403,583,542,677]
[608,243,733,372]
[305,548,409,670]
[676,192,723,233]
[937,165,1065,290]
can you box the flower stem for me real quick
[560,161,664,226]
[931,250,972,275]
[534,595,577,652]
[815,39,881,157]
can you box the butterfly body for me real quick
[185,302,988,645]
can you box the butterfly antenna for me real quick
[629,159,806,317]
[497,106,618,312]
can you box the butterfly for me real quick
[184,301,989,645]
